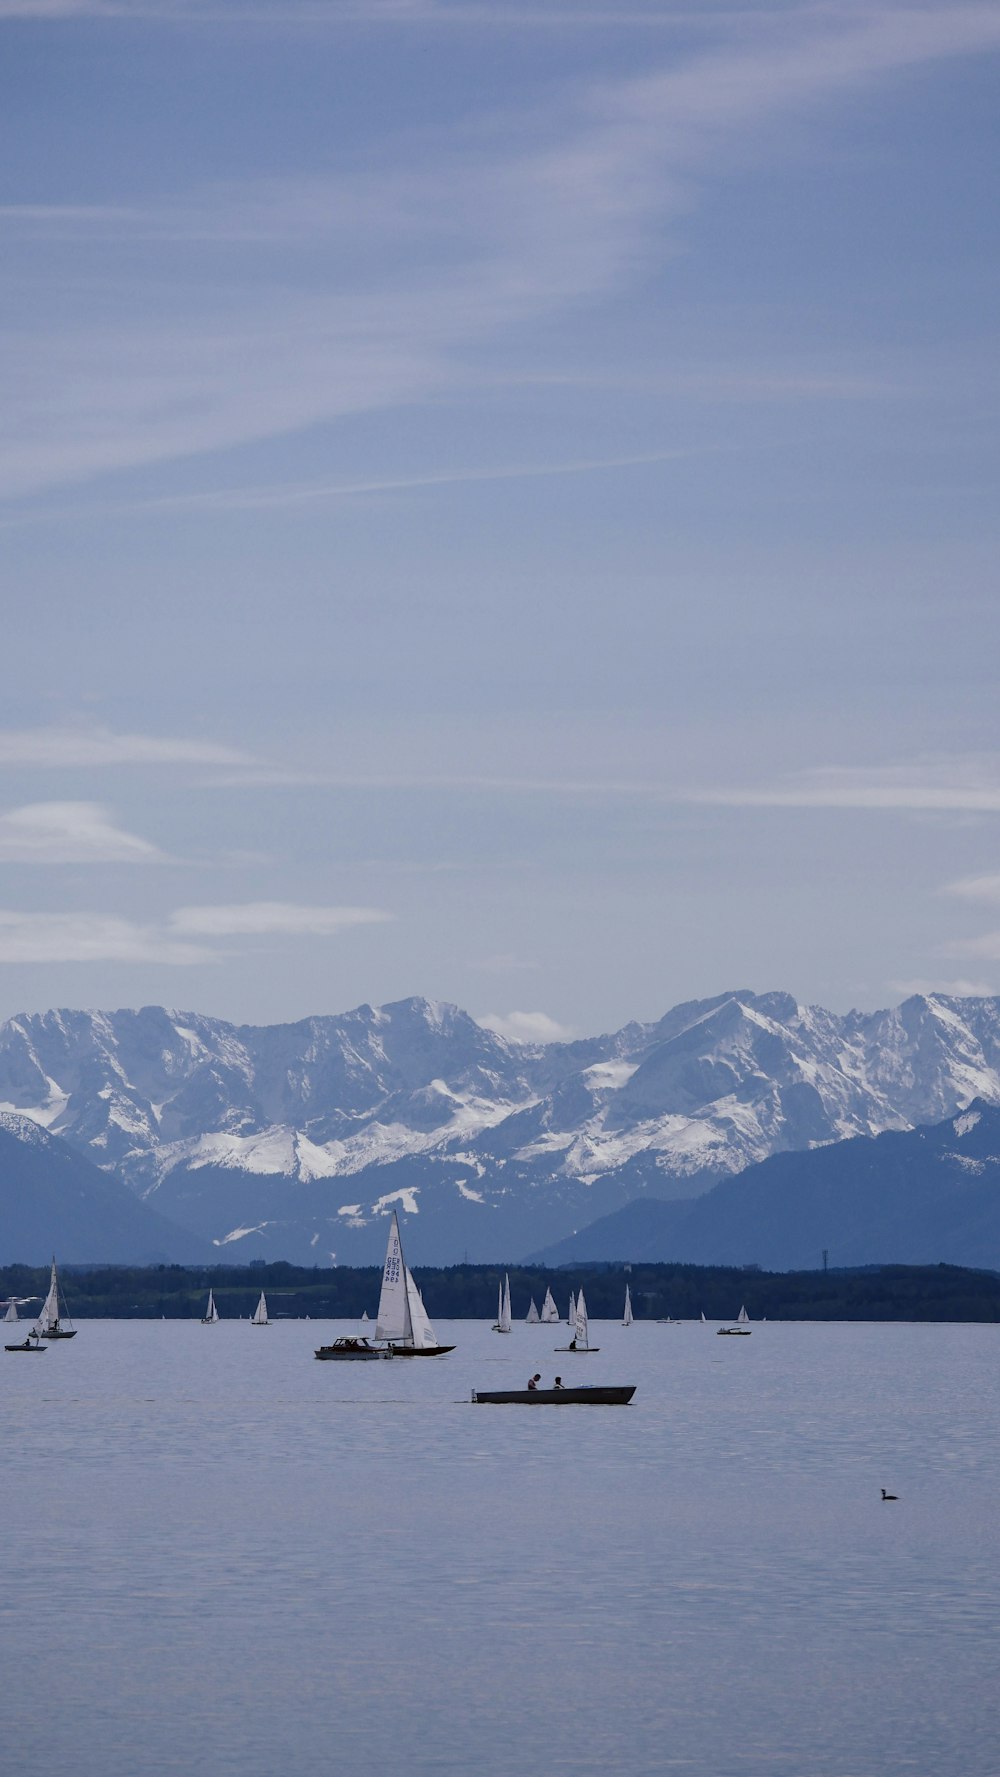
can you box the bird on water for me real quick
[881,1489,898,1501]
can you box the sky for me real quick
[2,0,1000,1040]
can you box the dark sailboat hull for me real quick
[6,1342,46,1353]
[41,1329,76,1339]
[390,1344,455,1357]
[473,1386,635,1405]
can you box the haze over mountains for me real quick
[3,989,1000,1266]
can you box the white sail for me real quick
[361,1309,370,1322]
[567,1290,576,1328]
[526,1297,540,1324]
[574,1287,590,1351]
[494,1274,512,1333]
[623,1284,633,1327]
[540,1287,559,1324]
[403,1266,439,1349]
[251,1291,269,1325]
[35,1260,60,1334]
[4,1299,18,1323]
[737,1304,750,1325]
[700,1311,707,1323]
[375,1211,412,1342]
[202,1289,219,1324]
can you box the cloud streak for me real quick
[0,725,254,768]
[0,802,165,864]
[0,899,394,962]
[5,5,999,499]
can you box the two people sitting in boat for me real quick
[527,1374,565,1391]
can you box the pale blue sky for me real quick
[2,0,1000,1036]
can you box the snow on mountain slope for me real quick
[4,990,1000,1262]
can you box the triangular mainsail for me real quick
[375,1212,412,1343]
[35,1258,74,1337]
[737,1305,750,1325]
[4,1299,18,1323]
[361,1309,370,1323]
[526,1297,540,1324]
[202,1289,219,1324]
[567,1290,576,1328]
[251,1291,269,1325]
[493,1274,512,1333]
[540,1287,559,1324]
[623,1284,633,1327]
[574,1287,590,1351]
[403,1266,439,1350]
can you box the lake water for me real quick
[2,1317,998,1776]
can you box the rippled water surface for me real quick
[3,1317,998,1775]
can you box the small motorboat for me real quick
[472,1385,635,1405]
[314,1337,394,1361]
[6,1336,46,1353]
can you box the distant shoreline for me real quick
[2,1259,999,1323]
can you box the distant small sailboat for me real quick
[35,1258,76,1340]
[375,1210,454,1356]
[493,1274,512,1334]
[540,1287,559,1324]
[700,1312,707,1323]
[4,1298,19,1323]
[201,1289,220,1325]
[526,1297,540,1324]
[556,1286,599,1353]
[717,1304,751,1336]
[251,1291,269,1326]
[622,1284,633,1327]
[361,1309,370,1322]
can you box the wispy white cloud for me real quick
[0,911,210,965]
[0,898,394,962]
[692,758,1000,813]
[479,1009,575,1043]
[0,725,253,768]
[0,801,164,863]
[942,933,1000,964]
[887,976,996,999]
[169,900,393,936]
[5,5,1000,499]
[940,871,1000,902]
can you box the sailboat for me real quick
[35,1258,76,1340]
[375,1211,454,1356]
[556,1286,599,1353]
[622,1284,633,1327]
[540,1287,559,1324]
[201,1289,220,1324]
[492,1274,512,1334]
[717,1304,751,1336]
[361,1309,370,1323]
[526,1297,540,1324]
[4,1298,19,1323]
[251,1291,269,1326]
[567,1290,576,1329]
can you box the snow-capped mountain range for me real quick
[3,989,1000,1263]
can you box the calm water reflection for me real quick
[3,1318,998,1775]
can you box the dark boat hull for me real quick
[717,1328,751,1336]
[41,1329,77,1339]
[390,1344,455,1357]
[314,1338,393,1360]
[473,1386,635,1405]
[6,1342,46,1353]
[554,1346,600,1353]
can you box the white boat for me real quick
[35,1258,76,1340]
[375,1211,454,1356]
[556,1286,599,1353]
[622,1284,633,1327]
[4,1299,18,1323]
[526,1297,540,1324]
[718,1303,751,1336]
[492,1274,512,1334]
[251,1291,269,1326]
[540,1287,559,1324]
[201,1289,220,1324]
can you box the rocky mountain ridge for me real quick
[3,989,1000,1262]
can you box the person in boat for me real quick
[553,1376,564,1390]
[527,1373,541,1390]
[568,1338,576,1350]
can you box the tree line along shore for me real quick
[2,1259,999,1322]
